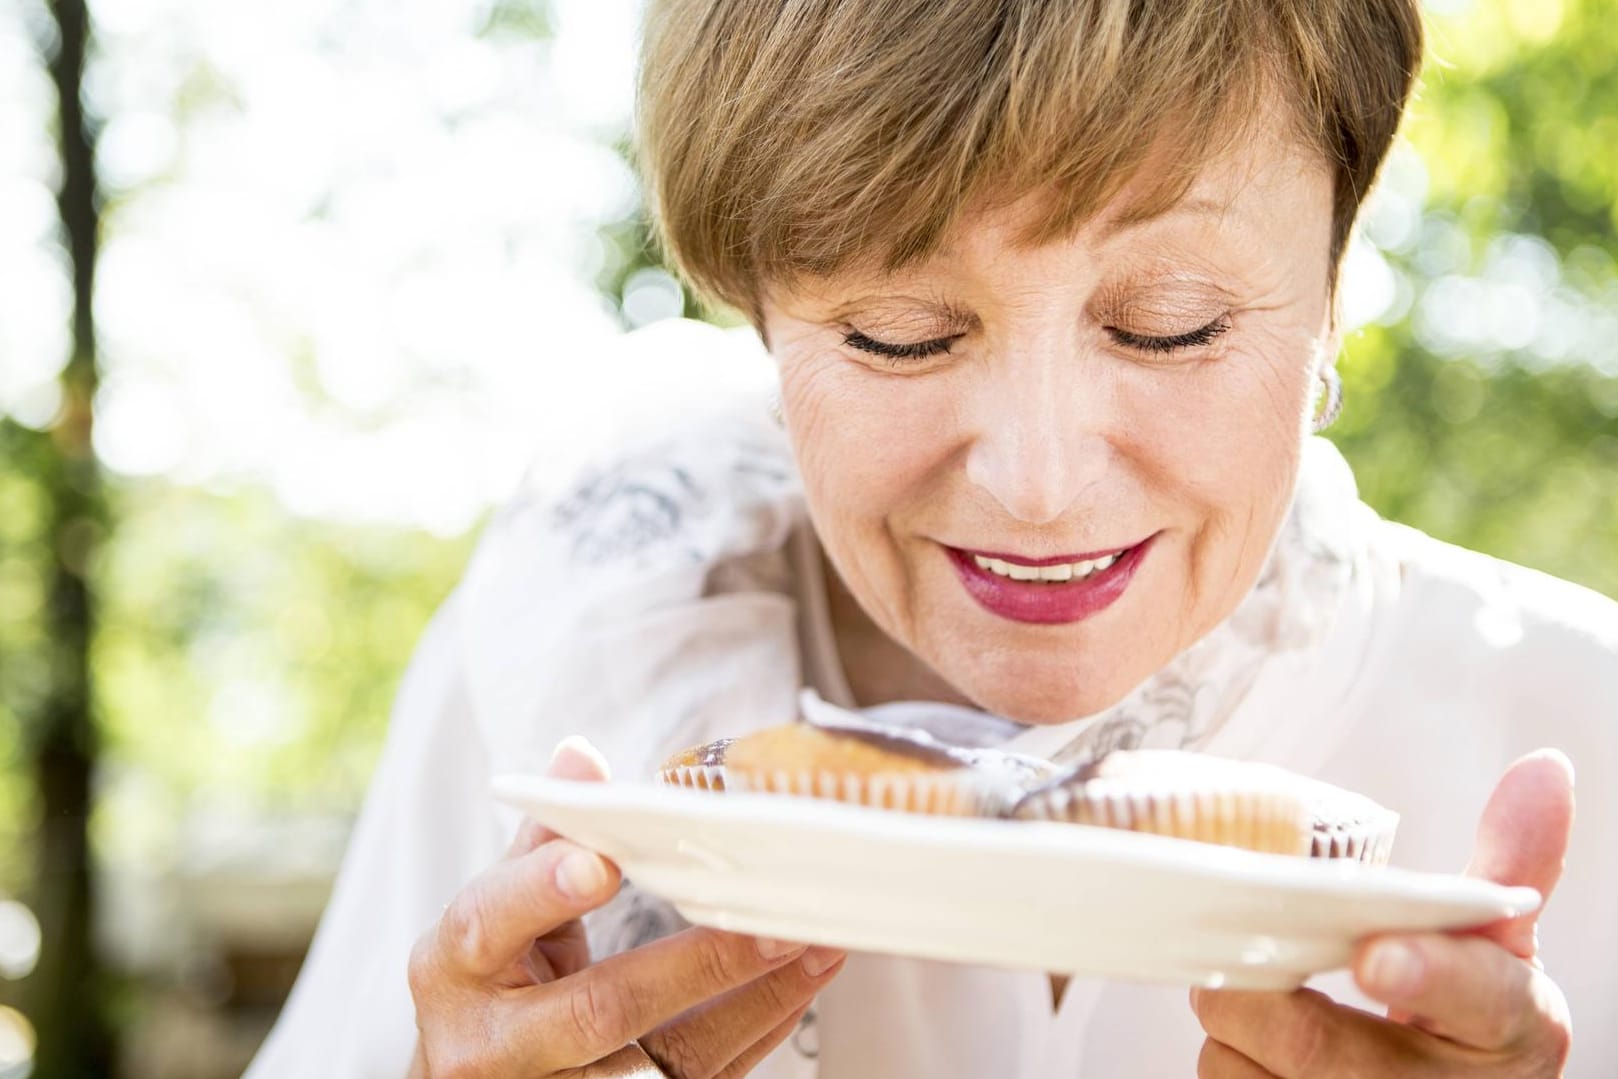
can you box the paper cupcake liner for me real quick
[658,763,728,792]
[726,766,990,816]
[1014,780,1313,856]
[658,731,1399,863]
[1310,808,1399,865]
[1295,777,1400,865]
[657,761,987,816]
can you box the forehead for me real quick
[945,122,1331,264]
[759,118,1333,320]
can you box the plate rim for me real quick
[492,773,1542,916]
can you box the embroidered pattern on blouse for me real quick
[550,461,711,566]
[792,1002,820,1059]
[547,431,796,568]
[584,881,691,958]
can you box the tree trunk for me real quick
[26,0,113,1074]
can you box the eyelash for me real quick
[841,330,960,362]
[842,319,1231,364]
[1109,319,1231,353]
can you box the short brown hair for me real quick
[638,0,1423,318]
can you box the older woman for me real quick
[247,1,1617,1076]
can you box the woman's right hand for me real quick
[407,736,846,1078]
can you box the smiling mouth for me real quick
[964,548,1130,584]
[944,537,1155,625]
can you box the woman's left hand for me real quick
[1190,749,1576,1078]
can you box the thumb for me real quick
[547,734,612,783]
[507,736,614,856]
[1462,748,1575,960]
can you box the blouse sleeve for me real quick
[243,590,507,1078]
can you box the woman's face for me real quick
[764,125,1337,723]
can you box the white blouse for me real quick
[246,320,1618,1078]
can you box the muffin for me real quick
[1301,782,1400,864]
[659,718,1396,863]
[659,721,1051,816]
[659,738,734,792]
[1011,749,1398,863]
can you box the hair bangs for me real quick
[639,0,1421,318]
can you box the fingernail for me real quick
[1364,940,1422,996]
[550,735,611,778]
[555,848,609,899]
[801,947,844,978]
[756,937,805,961]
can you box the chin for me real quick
[952,657,1146,725]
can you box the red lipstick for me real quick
[946,536,1154,625]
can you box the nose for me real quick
[962,348,1111,525]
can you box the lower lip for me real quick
[946,538,1153,625]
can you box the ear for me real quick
[1306,309,1344,433]
[1320,287,1345,368]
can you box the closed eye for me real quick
[1108,318,1230,353]
[843,319,1228,362]
[842,330,959,362]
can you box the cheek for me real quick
[1145,339,1315,607]
[1162,357,1308,497]
[781,357,955,524]
[780,356,961,631]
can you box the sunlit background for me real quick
[2,0,1616,1075]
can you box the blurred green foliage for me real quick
[1331,0,1618,598]
[2,413,472,883]
[0,422,52,894]
[91,480,472,863]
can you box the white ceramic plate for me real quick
[493,776,1539,990]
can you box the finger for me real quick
[432,837,620,980]
[506,736,615,857]
[643,948,845,1079]
[1462,748,1575,959]
[1191,987,1427,1077]
[527,917,592,983]
[712,1001,814,1079]
[1354,932,1540,1049]
[510,929,811,1070]
[1196,1038,1279,1078]
[550,734,612,783]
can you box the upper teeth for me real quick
[972,552,1121,582]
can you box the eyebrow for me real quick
[1100,195,1238,238]
[919,193,1242,266]
[825,292,978,326]
[829,194,1246,304]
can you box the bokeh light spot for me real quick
[0,902,40,981]
[621,267,685,329]
[0,1005,32,1079]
